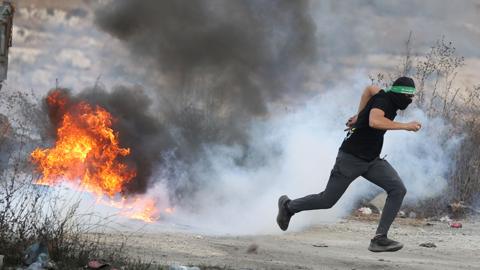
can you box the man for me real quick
[276,76,422,252]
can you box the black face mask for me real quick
[388,92,412,110]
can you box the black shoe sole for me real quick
[277,195,290,231]
[368,243,404,252]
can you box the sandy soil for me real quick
[103,216,480,270]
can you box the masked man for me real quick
[277,77,421,252]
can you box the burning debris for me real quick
[30,89,165,222]
[31,90,136,197]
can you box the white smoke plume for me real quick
[143,76,462,235]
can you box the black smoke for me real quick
[95,0,316,106]
[95,0,317,134]
[60,0,319,197]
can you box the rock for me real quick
[408,211,417,219]
[419,242,436,248]
[247,244,259,254]
[357,207,372,215]
[0,254,3,270]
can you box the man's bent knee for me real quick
[389,182,407,198]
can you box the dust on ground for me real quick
[102,216,480,270]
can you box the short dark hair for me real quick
[393,77,415,88]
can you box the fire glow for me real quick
[31,90,162,222]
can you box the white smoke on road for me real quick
[151,76,462,235]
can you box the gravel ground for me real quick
[102,216,480,270]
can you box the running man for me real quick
[276,77,421,252]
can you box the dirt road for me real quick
[104,217,480,270]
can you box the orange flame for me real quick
[30,90,165,222]
[99,196,163,223]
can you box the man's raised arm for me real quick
[369,108,421,131]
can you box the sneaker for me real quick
[368,235,404,252]
[276,195,293,231]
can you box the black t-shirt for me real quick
[339,90,398,161]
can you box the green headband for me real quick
[387,85,416,95]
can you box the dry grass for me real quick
[350,212,429,227]
[0,90,162,269]
[371,36,480,216]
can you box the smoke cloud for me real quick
[19,0,470,233]
[56,0,317,196]
[94,0,316,145]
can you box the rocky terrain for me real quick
[105,216,480,270]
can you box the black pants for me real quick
[288,150,407,236]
